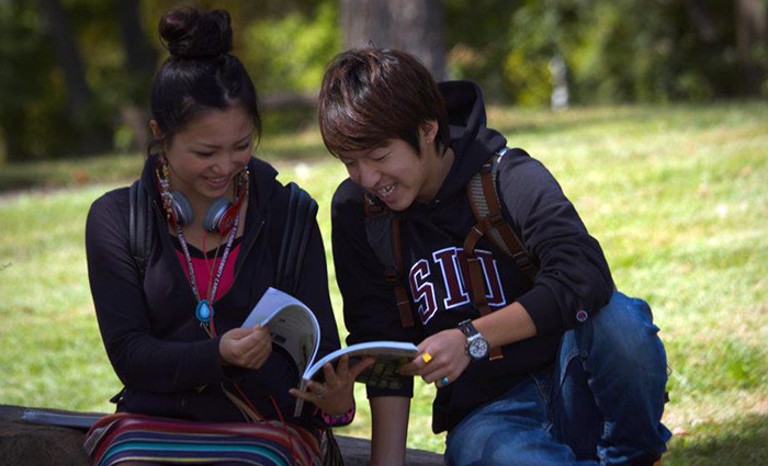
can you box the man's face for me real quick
[338,136,445,211]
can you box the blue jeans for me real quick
[445,291,672,466]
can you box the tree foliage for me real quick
[0,0,765,161]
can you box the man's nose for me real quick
[356,162,380,189]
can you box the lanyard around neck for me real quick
[176,212,239,325]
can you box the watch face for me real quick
[468,338,489,359]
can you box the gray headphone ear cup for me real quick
[171,191,194,226]
[203,197,232,233]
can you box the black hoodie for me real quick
[86,154,339,429]
[331,80,614,433]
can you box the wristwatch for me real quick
[458,319,489,360]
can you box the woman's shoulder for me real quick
[88,185,131,221]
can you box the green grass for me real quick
[1,101,766,464]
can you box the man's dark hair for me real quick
[318,48,451,157]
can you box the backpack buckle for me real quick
[384,266,399,283]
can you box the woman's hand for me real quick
[289,355,375,416]
[399,328,470,388]
[219,325,273,370]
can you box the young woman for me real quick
[84,8,365,465]
[319,47,671,465]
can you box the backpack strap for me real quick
[364,193,415,328]
[128,179,153,282]
[277,183,345,465]
[463,148,539,360]
[276,182,318,294]
[363,148,540,334]
[128,178,318,294]
[465,148,539,284]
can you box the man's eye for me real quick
[194,151,214,157]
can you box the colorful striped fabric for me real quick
[84,412,322,465]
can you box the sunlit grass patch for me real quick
[1,101,766,462]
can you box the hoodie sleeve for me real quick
[496,150,614,335]
[331,180,425,399]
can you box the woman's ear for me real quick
[149,120,162,139]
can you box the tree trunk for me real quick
[114,0,157,83]
[36,0,112,155]
[340,0,446,80]
[113,0,157,150]
[36,0,91,120]
[736,0,767,58]
[736,0,767,93]
[1,110,29,162]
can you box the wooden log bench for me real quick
[0,404,444,465]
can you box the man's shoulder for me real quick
[331,178,365,212]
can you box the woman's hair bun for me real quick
[159,7,233,59]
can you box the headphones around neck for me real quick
[166,191,241,235]
[157,157,249,236]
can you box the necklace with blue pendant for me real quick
[176,213,240,332]
[195,299,212,323]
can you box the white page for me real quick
[243,287,321,377]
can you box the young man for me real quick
[319,47,671,465]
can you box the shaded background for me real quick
[0,2,766,464]
[0,0,765,163]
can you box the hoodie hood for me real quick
[434,80,507,201]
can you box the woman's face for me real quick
[337,122,451,211]
[157,105,254,205]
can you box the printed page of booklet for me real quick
[244,287,417,417]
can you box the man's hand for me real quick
[399,328,470,388]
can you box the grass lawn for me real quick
[1,101,766,465]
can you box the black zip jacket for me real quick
[86,154,339,429]
[331,80,614,433]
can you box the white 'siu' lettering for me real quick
[432,248,470,308]
[408,259,438,324]
[473,249,507,307]
[409,248,506,325]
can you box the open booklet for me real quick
[243,287,418,416]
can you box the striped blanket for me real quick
[84,412,322,465]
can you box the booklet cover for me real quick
[21,408,104,430]
[244,287,418,416]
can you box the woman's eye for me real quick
[194,151,214,157]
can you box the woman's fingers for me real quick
[219,326,272,369]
